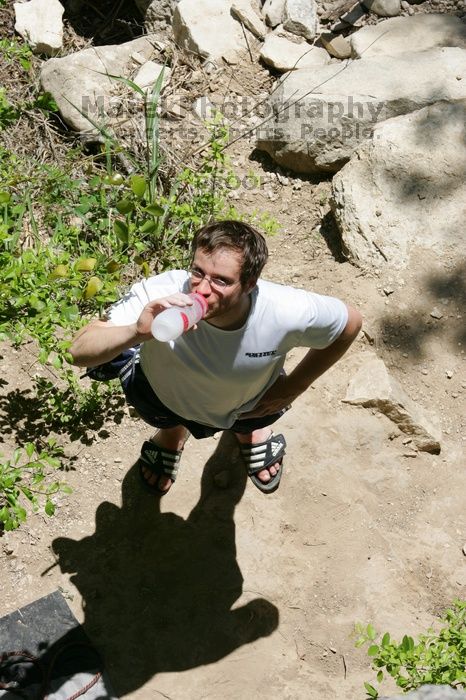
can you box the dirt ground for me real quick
[1,158,465,698]
[1,9,466,697]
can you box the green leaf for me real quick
[0,191,11,204]
[50,264,69,279]
[130,175,146,199]
[376,671,383,683]
[45,499,55,516]
[115,199,134,214]
[114,219,129,243]
[364,682,378,698]
[367,624,377,641]
[144,204,164,217]
[381,632,390,648]
[139,219,157,234]
[84,276,104,299]
[75,257,97,272]
[368,645,379,657]
[52,355,62,369]
[25,442,34,458]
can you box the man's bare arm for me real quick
[242,305,363,417]
[69,293,195,367]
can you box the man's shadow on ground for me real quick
[51,432,279,696]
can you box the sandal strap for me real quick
[140,440,182,481]
[240,433,286,476]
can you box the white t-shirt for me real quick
[108,270,348,428]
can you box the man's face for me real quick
[189,246,254,321]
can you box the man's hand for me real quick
[240,375,297,418]
[136,293,195,339]
[240,305,362,419]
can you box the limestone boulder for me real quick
[255,47,466,173]
[351,14,466,58]
[343,353,441,453]
[260,35,330,71]
[14,0,64,56]
[172,0,247,62]
[331,100,466,268]
[40,36,166,136]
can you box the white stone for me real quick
[255,47,466,173]
[133,61,170,91]
[331,101,466,268]
[320,32,352,58]
[40,36,162,135]
[173,0,247,61]
[363,0,401,16]
[260,35,330,71]
[14,0,64,56]
[351,14,466,58]
[262,0,286,27]
[343,353,441,453]
[231,0,266,38]
[283,0,318,40]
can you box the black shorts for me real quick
[118,350,285,440]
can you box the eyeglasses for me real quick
[189,267,237,291]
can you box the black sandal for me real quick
[238,433,286,494]
[138,440,183,495]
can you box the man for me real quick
[70,220,362,495]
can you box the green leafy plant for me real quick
[0,37,32,71]
[355,601,466,697]
[0,440,71,531]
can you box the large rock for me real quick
[282,0,318,40]
[343,353,441,453]
[260,35,330,71]
[40,36,166,136]
[255,47,466,173]
[351,14,466,58]
[173,0,247,62]
[14,0,64,56]
[331,101,466,268]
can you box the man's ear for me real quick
[244,278,257,294]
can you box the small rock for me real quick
[320,31,352,58]
[402,437,412,445]
[446,370,453,378]
[231,0,266,38]
[403,450,418,458]
[363,0,401,16]
[421,368,428,375]
[430,307,444,319]
[383,287,394,295]
[114,458,122,463]
[14,0,64,55]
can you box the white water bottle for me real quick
[151,292,208,342]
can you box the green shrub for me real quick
[355,600,466,697]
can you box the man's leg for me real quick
[235,427,281,485]
[141,425,189,492]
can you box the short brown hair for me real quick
[191,220,268,286]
